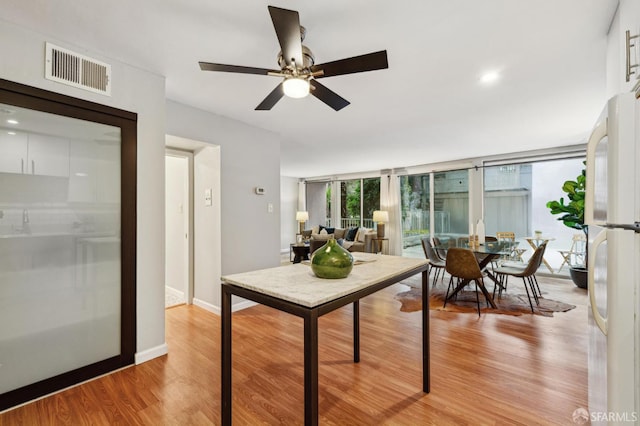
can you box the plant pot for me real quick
[569,266,588,289]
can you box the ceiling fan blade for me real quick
[255,83,285,110]
[199,62,278,76]
[309,80,350,111]
[268,6,303,67]
[311,50,388,78]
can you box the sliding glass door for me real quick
[483,158,585,273]
[306,178,380,229]
[0,79,136,410]
[339,178,380,228]
[401,170,469,256]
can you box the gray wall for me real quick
[0,20,167,360]
[280,176,299,252]
[0,19,284,370]
[165,100,282,277]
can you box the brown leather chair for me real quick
[444,248,491,316]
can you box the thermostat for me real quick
[255,187,265,195]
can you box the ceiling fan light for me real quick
[283,78,310,98]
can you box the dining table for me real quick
[524,236,555,273]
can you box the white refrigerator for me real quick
[585,92,640,425]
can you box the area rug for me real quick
[395,286,576,317]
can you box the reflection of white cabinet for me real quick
[68,140,96,202]
[68,139,120,203]
[0,131,28,173]
[27,135,70,177]
[0,132,69,177]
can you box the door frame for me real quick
[165,148,194,305]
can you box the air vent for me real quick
[45,43,111,96]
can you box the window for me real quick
[433,170,469,237]
[339,178,380,228]
[483,157,586,273]
[400,170,469,256]
[400,174,430,250]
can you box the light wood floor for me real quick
[0,274,589,425]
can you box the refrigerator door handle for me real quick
[588,230,608,335]
[585,116,608,226]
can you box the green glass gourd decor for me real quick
[310,237,354,279]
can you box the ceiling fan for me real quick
[199,6,388,111]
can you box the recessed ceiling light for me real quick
[7,131,16,135]
[480,71,500,84]
[6,119,19,125]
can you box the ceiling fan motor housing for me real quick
[278,45,315,71]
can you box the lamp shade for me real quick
[296,211,309,222]
[283,78,310,98]
[372,210,389,223]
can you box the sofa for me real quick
[303,225,377,255]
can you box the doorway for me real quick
[165,150,192,307]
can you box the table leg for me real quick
[221,286,232,426]
[422,270,430,393]
[527,239,554,273]
[304,310,319,426]
[353,301,360,363]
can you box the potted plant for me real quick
[545,162,588,288]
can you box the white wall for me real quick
[165,101,282,282]
[193,145,222,309]
[280,176,299,252]
[0,20,167,360]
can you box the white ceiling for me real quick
[2,0,619,177]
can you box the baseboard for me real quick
[231,299,257,312]
[193,297,256,315]
[193,297,218,314]
[135,343,168,365]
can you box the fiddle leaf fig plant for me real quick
[546,161,589,278]
[546,162,586,231]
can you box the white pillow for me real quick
[320,228,328,235]
[311,225,319,235]
[356,227,369,242]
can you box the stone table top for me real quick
[221,253,428,308]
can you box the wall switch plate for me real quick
[205,188,212,206]
[267,202,273,213]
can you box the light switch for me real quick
[205,188,212,206]
[267,202,273,213]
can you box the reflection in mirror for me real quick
[0,102,122,395]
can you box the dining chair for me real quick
[557,233,587,272]
[496,231,526,264]
[431,236,448,261]
[493,242,548,312]
[444,248,491,316]
[421,237,446,287]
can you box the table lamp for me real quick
[296,211,309,235]
[372,210,389,238]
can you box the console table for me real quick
[221,253,430,425]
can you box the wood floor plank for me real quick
[0,275,588,425]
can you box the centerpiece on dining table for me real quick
[310,236,354,279]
